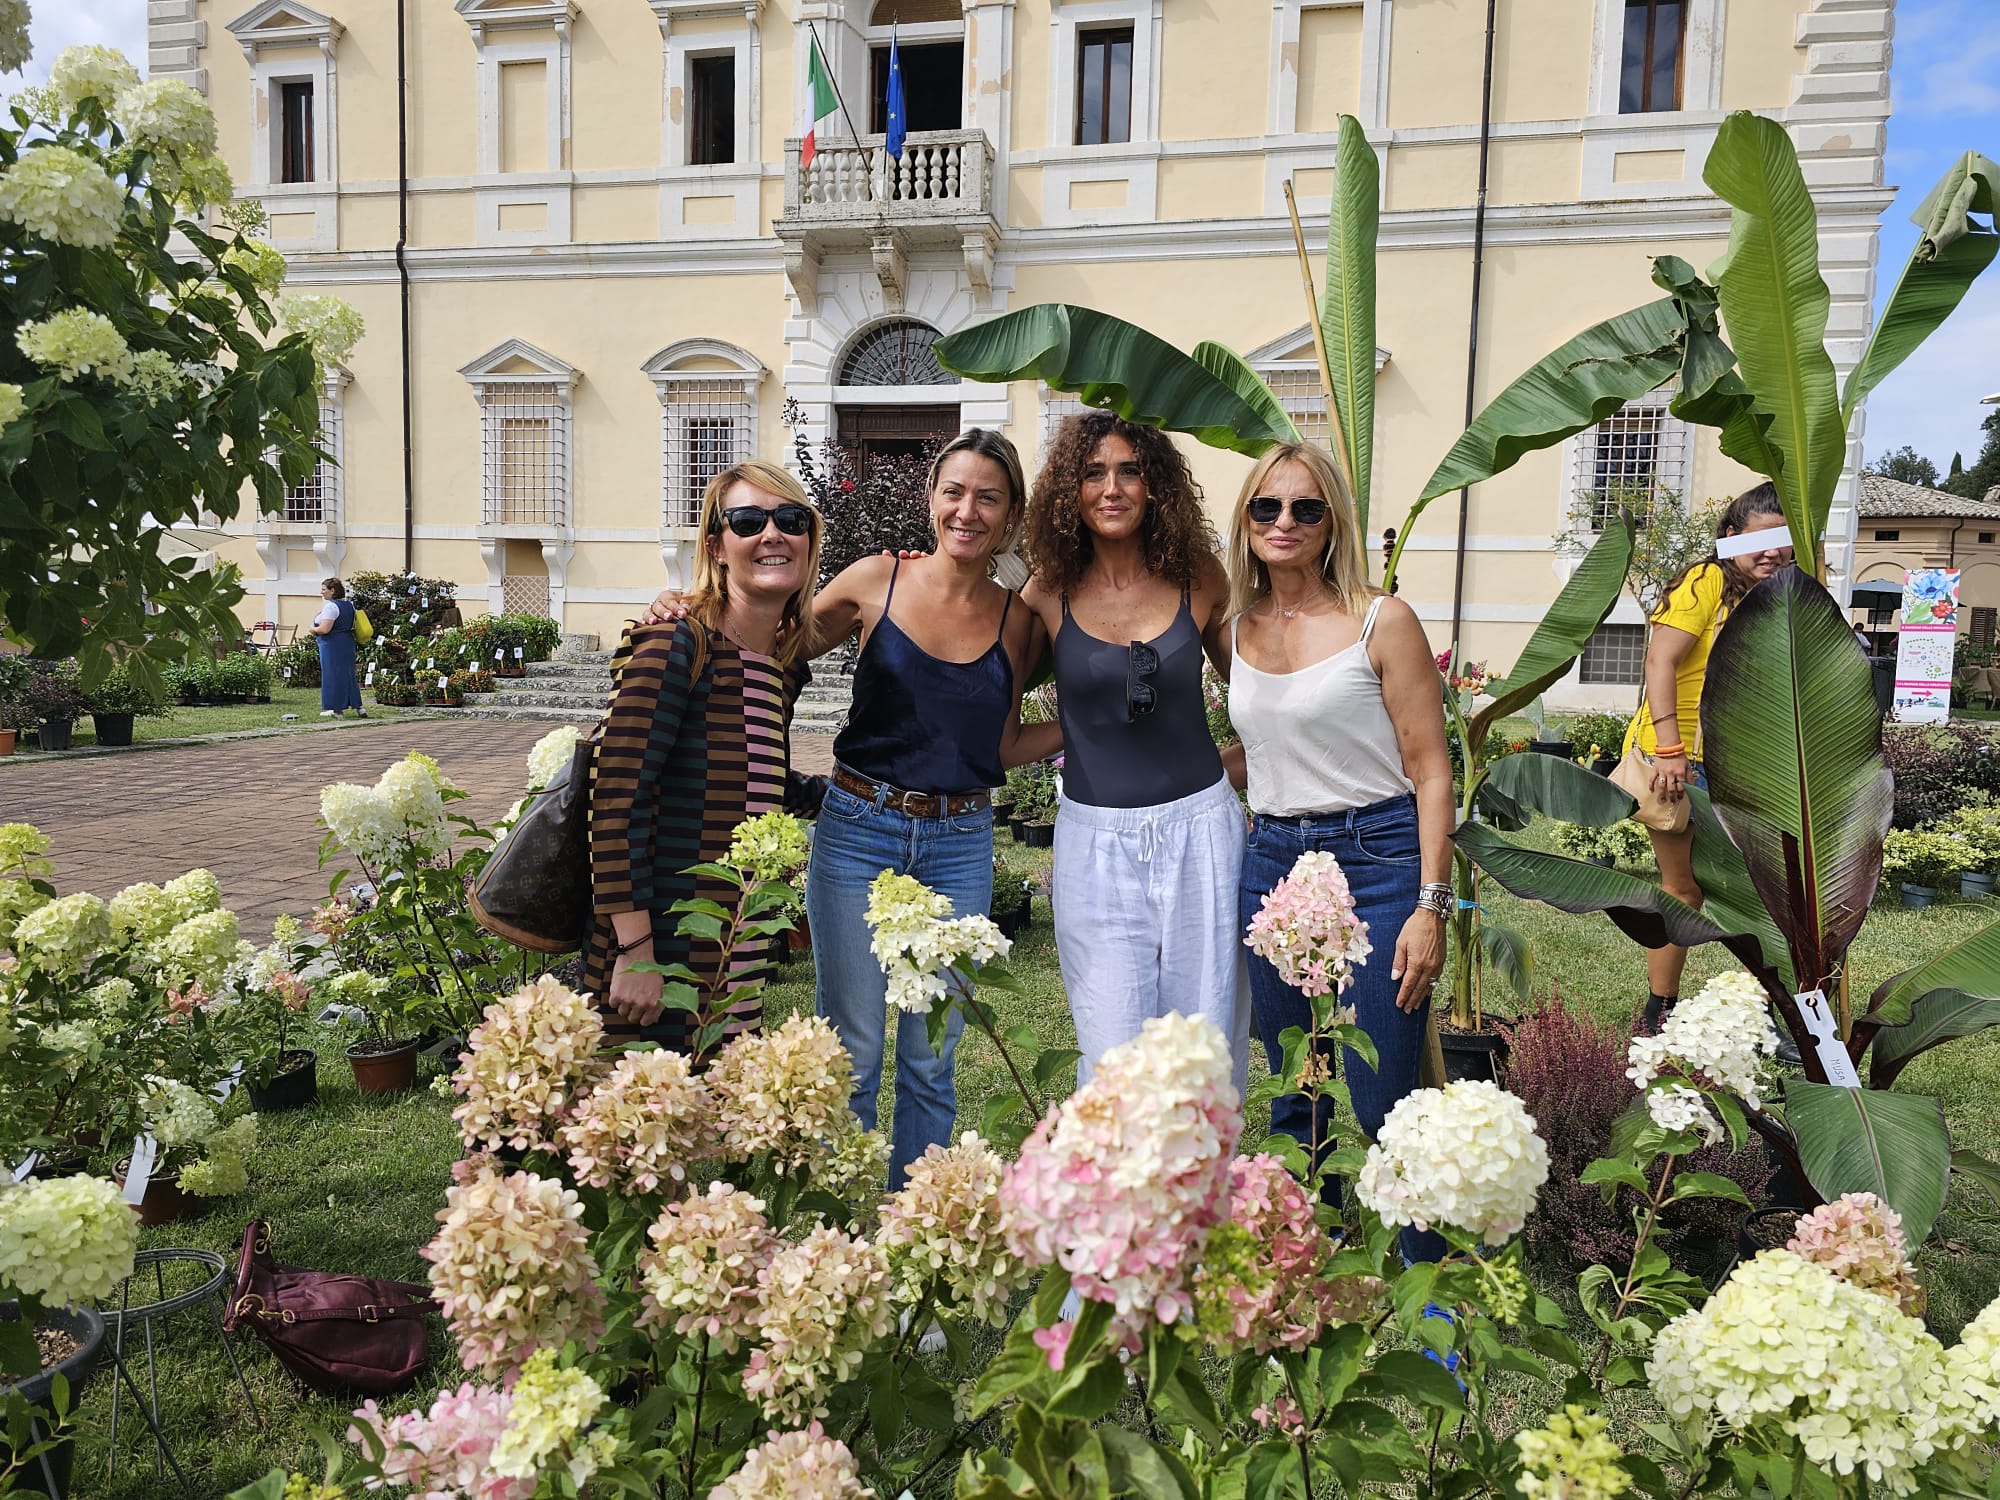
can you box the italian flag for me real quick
[800,33,838,167]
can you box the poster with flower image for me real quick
[1893,567,1959,725]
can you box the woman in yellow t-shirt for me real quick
[1627,483,1792,1030]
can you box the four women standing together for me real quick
[608,409,1450,1228]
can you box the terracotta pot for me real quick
[0,728,15,756]
[347,1038,420,1094]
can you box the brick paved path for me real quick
[0,720,835,939]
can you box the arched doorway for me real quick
[833,318,959,478]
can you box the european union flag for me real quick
[884,28,907,160]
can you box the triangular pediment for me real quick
[455,0,579,39]
[459,338,578,385]
[227,0,342,55]
[1246,325,1391,373]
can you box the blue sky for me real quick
[18,0,2000,472]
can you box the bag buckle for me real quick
[233,1293,262,1318]
[362,1304,380,1323]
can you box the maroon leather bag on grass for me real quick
[222,1220,435,1395]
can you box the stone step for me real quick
[525,660,610,680]
[457,703,599,722]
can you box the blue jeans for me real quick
[1240,794,1445,1263]
[807,779,993,1189]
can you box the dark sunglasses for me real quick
[712,503,816,538]
[1127,640,1159,724]
[1246,495,1330,526]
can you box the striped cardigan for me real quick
[584,619,821,1053]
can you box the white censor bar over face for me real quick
[1714,524,1794,559]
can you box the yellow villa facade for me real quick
[155,0,1895,708]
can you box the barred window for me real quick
[284,393,341,524]
[1040,387,1083,457]
[481,382,569,527]
[1579,623,1647,685]
[1572,398,1689,530]
[1257,365,1331,449]
[841,320,951,386]
[661,380,754,528]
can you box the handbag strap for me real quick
[232,1276,433,1326]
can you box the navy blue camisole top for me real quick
[832,562,1014,794]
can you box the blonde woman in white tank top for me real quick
[1218,442,1456,1263]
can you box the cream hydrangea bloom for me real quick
[18,307,133,383]
[144,1076,219,1148]
[0,1174,140,1305]
[282,293,366,368]
[710,1424,872,1500]
[1514,1405,1630,1500]
[113,78,217,158]
[0,145,124,248]
[488,1349,614,1484]
[220,238,288,295]
[151,907,242,990]
[1787,1192,1926,1317]
[1354,1079,1550,1246]
[526,724,581,790]
[710,1014,855,1168]
[1645,1082,1722,1145]
[0,876,51,950]
[742,1226,894,1423]
[1648,1250,1960,1495]
[179,1113,256,1196]
[12,891,112,976]
[558,1046,713,1192]
[376,753,452,857]
[727,810,811,884]
[48,45,140,112]
[0,382,25,430]
[453,975,607,1152]
[1627,969,1777,1108]
[636,1182,777,1351]
[163,868,222,920]
[127,349,182,404]
[319,781,401,866]
[1945,1295,2000,1430]
[876,1133,1029,1328]
[863,870,1010,1014]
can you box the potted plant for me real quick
[0,654,29,755]
[20,662,86,752]
[990,852,1034,938]
[331,971,422,1094]
[83,662,167,748]
[273,639,320,689]
[421,674,465,708]
[1946,802,2000,899]
[1550,817,1651,868]
[1566,711,1631,777]
[1522,698,1573,760]
[451,666,496,696]
[1881,827,1964,907]
[240,922,320,1113]
[1014,768,1058,848]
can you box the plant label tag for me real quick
[282,668,291,679]
[426,657,435,669]
[366,669,375,684]
[11,1152,37,1182]
[1794,989,1861,1088]
[409,586,418,596]
[123,1133,158,1204]
[494,649,504,661]
[212,1062,242,1102]
[421,597,429,607]
[438,676,449,690]
[514,647,524,659]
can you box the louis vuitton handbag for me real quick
[468,729,596,952]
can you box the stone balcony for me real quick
[776,129,1000,310]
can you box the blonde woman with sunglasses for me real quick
[1223,442,1454,1262]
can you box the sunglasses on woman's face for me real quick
[1245,495,1329,526]
[712,503,816,538]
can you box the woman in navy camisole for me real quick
[645,430,1054,1186]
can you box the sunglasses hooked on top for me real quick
[1126,639,1159,724]
[712,503,816,538]
[1245,495,1329,526]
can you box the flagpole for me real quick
[807,21,874,202]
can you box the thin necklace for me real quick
[1267,588,1326,620]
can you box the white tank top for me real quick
[1227,597,1415,817]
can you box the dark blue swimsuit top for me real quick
[831,562,1014,795]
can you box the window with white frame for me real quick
[1040,388,1084,457]
[643,339,766,531]
[1580,623,1647,685]
[283,377,346,524]
[225,1,342,190]
[1259,366,1332,448]
[1570,395,1690,531]
[461,339,578,530]
[1048,1,1162,152]
[456,0,575,176]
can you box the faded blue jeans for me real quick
[807,780,993,1189]
[1240,793,1445,1263]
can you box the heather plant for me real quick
[1881,722,2000,829]
[785,396,939,590]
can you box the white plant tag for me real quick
[514,647,524,659]
[426,657,435,669]
[12,1153,38,1182]
[366,668,375,684]
[123,1133,159,1204]
[494,649,504,661]
[1795,989,1861,1088]
[438,676,449,690]
[212,1062,243,1102]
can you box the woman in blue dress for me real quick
[309,577,365,717]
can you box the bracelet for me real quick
[1415,883,1453,919]
[1653,743,1686,758]
[612,932,653,957]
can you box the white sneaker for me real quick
[320,710,337,718]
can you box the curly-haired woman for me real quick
[1015,411,1248,1092]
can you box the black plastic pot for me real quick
[1008,816,1029,843]
[1021,821,1055,849]
[90,712,134,747]
[992,899,1032,939]
[1591,755,1619,777]
[1439,1027,1508,1083]
[1736,1205,1802,1263]
[34,720,73,752]
[2,1304,106,1499]
[248,1049,319,1112]
[1528,739,1574,759]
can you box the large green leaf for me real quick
[1485,751,1636,827]
[1786,1080,1951,1242]
[1472,512,1635,740]
[1478,919,1533,1003]
[1868,990,2000,1089]
[933,305,1298,457]
[1412,299,1684,506]
[1686,787,1796,995]
[1454,823,1779,980]
[1863,915,2000,1031]
[1320,114,1379,532]
[1843,152,2000,423]
[1191,342,1298,452]
[1700,567,1893,992]
[1702,112,1845,561]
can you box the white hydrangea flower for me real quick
[526,724,581,791]
[47,45,140,114]
[1644,1083,1722,1145]
[863,871,1010,1014]
[220,238,287,294]
[376,754,452,857]
[166,152,234,211]
[144,1077,219,1148]
[150,907,243,990]
[113,78,217,158]
[1627,970,1777,1109]
[320,781,402,867]
[163,868,222,921]
[0,382,24,429]
[282,293,365,368]
[108,881,178,942]
[1945,1295,2000,1430]
[12,891,113,976]
[0,143,125,248]
[0,0,30,75]
[1354,1079,1550,1246]
[1649,1250,1962,1495]
[18,308,134,384]
[126,349,183,404]
[0,1175,140,1306]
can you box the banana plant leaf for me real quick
[1854,917,2000,1082]
[1650,256,1789,487]
[1478,920,1533,1003]
[1484,751,1636,827]
[1701,112,1846,564]
[1192,342,1298,452]
[1471,512,1635,745]
[1950,1148,2000,1213]
[1842,151,2000,424]
[1867,989,2000,1090]
[932,305,1299,458]
[1785,1080,1952,1242]
[1453,823,1781,985]
[1685,787,1796,996]
[1699,567,1893,995]
[1319,114,1379,533]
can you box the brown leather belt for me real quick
[832,765,990,820]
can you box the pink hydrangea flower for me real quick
[558,1047,714,1194]
[1787,1192,1927,1317]
[351,1382,530,1500]
[1244,851,1372,1000]
[635,1182,776,1352]
[1033,1321,1073,1371]
[1000,1012,1240,1339]
[451,976,607,1153]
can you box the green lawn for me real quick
[11,685,434,754]
[52,830,2000,1498]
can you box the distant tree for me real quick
[1944,410,2000,501]
[1868,445,1940,488]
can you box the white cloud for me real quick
[13,0,148,87]
[1860,277,2000,470]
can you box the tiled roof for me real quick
[1858,472,2000,520]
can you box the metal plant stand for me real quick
[98,1248,262,1492]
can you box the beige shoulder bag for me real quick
[1610,693,1689,834]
